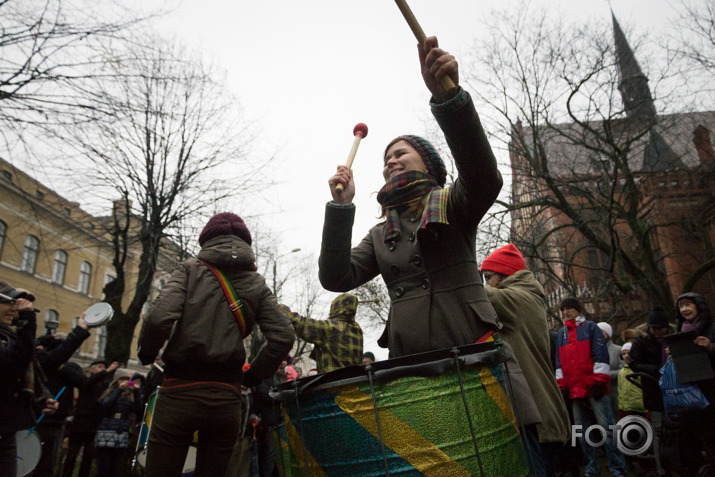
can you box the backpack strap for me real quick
[201,261,247,337]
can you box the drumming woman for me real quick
[320,37,540,426]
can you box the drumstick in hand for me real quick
[335,123,368,194]
[29,386,66,433]
[393,0,456,91]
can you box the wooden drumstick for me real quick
[393,0,456,92]
[335,123,368,193]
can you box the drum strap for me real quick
[201,261,247,337]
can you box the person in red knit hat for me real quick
[481,243,570,477]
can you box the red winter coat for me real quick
[555,317,610,399]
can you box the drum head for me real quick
[16,430,41,477]
[84,302,114,327]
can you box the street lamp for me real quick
[272,248,302,297]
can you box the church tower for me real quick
[613,13,657,127]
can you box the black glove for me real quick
[242,368,262,388]
[592,383,605,400]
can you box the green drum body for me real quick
[271,343,528,477]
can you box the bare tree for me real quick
[463,3,715,323]
[0,0,153,153]
[670,0,715,75]
[58,36,267,362]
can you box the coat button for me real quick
[388,241,396,251]
[395,287,404,297]
[421,279,429,289]
[409,232,415,242]
[413,255,422,266]
[391,265,400,276]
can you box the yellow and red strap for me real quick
[201,261,247,337]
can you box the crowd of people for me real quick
[2,33,714,477]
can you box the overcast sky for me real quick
[147,0,680,361]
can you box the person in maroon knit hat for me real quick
[198,212,253,247]
[481,243,570,477]
[138,212,294,477]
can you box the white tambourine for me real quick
[83,302,114,328]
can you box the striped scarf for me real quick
[376,170,449,243]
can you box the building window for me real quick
[78,261,92,294]
[52,250,68,285]
[0,220,6,259]
[2,170,11,180]
[21,235,40,274]
[44,309,59,335]
[36,190,44,200]
[97,325,108,358]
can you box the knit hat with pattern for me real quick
[385,135,447,187]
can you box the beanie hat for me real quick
[647,305,670,328]
[385,135,447,187]
[560,296,581,312]
[363,351,376,361]
[597,322,612,339]
[481,244,526,277]
[329,293,358,321]
[198,212,252,247]
[622,342,632,352]
[90,359,108,367]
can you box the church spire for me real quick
[612,12,657,126]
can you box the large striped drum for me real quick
[271,342,528,477]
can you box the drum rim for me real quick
[270,341,504,400]
[84,302,114,325]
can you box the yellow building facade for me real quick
[0,158,151,361]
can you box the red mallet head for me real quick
[353,123,368,139]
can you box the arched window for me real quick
[78,261,92,294]
[52,250,68,285]
[21,235,40,273]
[0,220,6,259]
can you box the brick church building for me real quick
[509,14,715,334]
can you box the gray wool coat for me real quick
[319,88,541,426]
